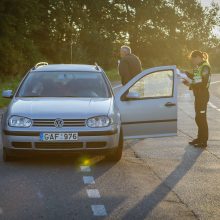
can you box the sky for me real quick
[200,0,220,37]
[200,0,220,6]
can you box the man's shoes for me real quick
[193,142,207,148]
[189,139,200,145]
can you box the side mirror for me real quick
[2,90,13,98]
[122,91,140,101]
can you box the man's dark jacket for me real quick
[118,54,142,85]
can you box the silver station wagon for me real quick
[1,63,178,162]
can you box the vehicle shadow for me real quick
[0,149,127,219]
[0,149,115,167]
[121,145,203,220]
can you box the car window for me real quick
[17,71,111,98]
[129,70,174,99]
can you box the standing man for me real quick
[118,46,142,85]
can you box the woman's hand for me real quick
[182,79,190,87]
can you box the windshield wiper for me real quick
[18,96,43,98]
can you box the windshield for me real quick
[17,71,111,98]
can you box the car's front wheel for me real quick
[106,128,123,162]
[3,148,14,162]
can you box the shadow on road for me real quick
[0,150,126,219]
[0,149,114,167]
[122,145,203,219]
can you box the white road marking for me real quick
[86,189,101,198]
[80,166,107,216]
[211,81,220,85]
[80,166,91,172]
[91,205,107,216]
[209,80,220,111]
[0,207,3,214]
[83,176,95,185]
[208,102,218,109]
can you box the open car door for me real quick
[115,66,178,139]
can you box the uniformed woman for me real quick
[184,50,211,148]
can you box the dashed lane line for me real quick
[80,166,91,172]
[91,205,107,216]
[80,166,108,217]
[83,176,95,185]
[87,189,101,198]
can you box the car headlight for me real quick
[87,116,111,128]
[9,116,32,128]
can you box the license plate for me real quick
[40,133,78,141]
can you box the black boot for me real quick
[193,142,207,148]
[189,139,200,145]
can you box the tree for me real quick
[114,0,220,67]
[0,0,43,77]
[0,0,219,78]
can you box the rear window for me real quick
[17,71,111,98]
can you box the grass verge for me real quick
[105,69,120,82]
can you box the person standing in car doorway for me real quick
[183,50,211,148]
[118,46,142,85]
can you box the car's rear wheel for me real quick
[106,128,123,162]
[3,148,14,162]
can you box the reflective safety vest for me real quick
[192,61,211,88]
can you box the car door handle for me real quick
[165,102,176,107]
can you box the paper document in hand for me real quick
[176,69,192,83]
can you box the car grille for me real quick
[32,119,85,127]
[12,142,32,148]
[35,142,83,149]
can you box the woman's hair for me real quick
[189,50,209,63]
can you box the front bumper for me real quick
[2,127,120,152]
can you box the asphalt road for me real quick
[0,75,220,220]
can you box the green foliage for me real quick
[118,0,220,68]
[0,75,21,108]
[0,0,219,80]
[0,0,43,77]
[106,69,120,82]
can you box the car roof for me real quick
[31,64,102,73]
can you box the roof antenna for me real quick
[94,62,100,71]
